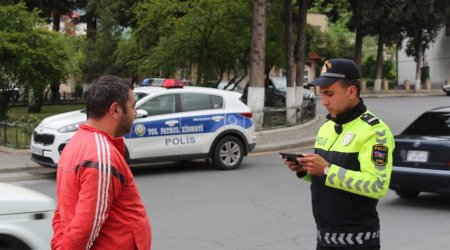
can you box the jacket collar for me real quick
[79,124,126,155]
[326,99,367,125]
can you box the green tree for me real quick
[0,3,72,118]
[365,0,406,90]
[1,0,81,31]
[312,0,382,66]
[132,0,252,84]
[361,55,395,82]
[81,0,126,81]
[402,0,450,89]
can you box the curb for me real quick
[252,115,321,153]
[0,145,29,154]
[0,165,41,173]
[252,137,316,153]
[255,115,320,136]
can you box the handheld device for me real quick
[279,152,304,164]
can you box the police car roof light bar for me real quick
[162,79,184,88]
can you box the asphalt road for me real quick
[18,96,450,249]
[23,151,450,250]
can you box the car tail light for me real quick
[162,78,184,88]
[239,112,252,118]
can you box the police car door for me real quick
[177,92,225,154]
[125,93,182,160]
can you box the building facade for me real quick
[397,26,450,88]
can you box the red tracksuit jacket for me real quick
[51,124,151,250]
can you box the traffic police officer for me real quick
[283,59,394,250]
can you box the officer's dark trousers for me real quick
[316,244,380,250]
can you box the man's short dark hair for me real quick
[339,79,361,97]
[86,75,133,119]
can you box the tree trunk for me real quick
[295,0,307,121]
[414,30,423,91]
[374,32,385,91]
[248,0,267,130]
[86,11,97,41]
[415,48,423,91]
[0,93,9,120]
[28,89,47,114]
[353,28,364,66]
[51,0,61,32]
[284,0,295,125]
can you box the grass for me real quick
[7,103,85,121]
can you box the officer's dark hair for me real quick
[339,79,361,98]
[86,75,133,119]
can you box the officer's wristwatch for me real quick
[324,164,330,175]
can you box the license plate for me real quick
[406,150,429,162]
[31,145,43,156]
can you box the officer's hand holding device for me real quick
[279,152,304,164]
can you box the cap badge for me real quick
[321,60,332,74]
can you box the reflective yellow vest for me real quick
[300,110,395,247]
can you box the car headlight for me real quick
[57,122,83,133]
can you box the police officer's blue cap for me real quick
[309,59,360,87]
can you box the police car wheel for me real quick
[212,136,244,170]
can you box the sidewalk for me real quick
[0,116,324,172]
[252,115,323,153]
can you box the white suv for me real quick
[31,80,256,170]
[0,182,54,250]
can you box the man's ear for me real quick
[109,102,120,118]
[349,85,358,99]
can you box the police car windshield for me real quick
[135,92,148,102]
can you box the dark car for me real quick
[241,77,316,109]
[389,106,450,199]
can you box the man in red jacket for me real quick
[51,75,151,250]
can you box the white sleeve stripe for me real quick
[86,133,111,249]
[87,133,102,249]
[96,135,107,240]
[98,136,111,236]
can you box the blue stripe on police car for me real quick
[125,113,253,139]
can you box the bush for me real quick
[74,83,83,98]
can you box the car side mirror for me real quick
[136,109,148,118]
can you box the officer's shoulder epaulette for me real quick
[360,113,380,126]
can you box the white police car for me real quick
[31,79,256,170]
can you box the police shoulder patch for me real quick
[372,144,388,166]
[361,113,380,126]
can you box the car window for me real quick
[138,94,176,116]
[181,93,223,112]
[402,112,450,136]
[134,92,147,102]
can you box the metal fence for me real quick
[0,120,33,149]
